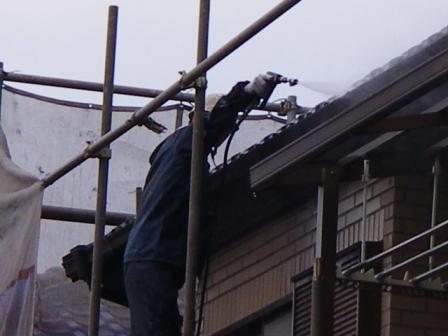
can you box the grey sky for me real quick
[1,1,448,107]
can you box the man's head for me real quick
[205,94,223,113]
[188,93,223,124]
[188,93,235,148]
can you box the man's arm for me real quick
[205,74,275,149]
[204,81,251,149]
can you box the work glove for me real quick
[244,73,276,98]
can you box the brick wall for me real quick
[381,175,448,336]
[203,200,316,335]
[203,177,395,335]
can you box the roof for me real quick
[209,24,448,249]
[210,25,448,190]
[34,267,130,336]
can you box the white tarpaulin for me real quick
[0,87,283,273]
[0,124,43,336]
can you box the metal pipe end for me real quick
[40,178,50,189]
[83,146,94,159]
[408,278,419,285]
[374,273,384,281]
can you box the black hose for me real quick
[195,106,253,336]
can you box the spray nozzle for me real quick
[267,71,299,86]
[255,72,299,109]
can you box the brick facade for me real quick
[203,177,394,335]
[203,175,448,335]
[203,199,316,335]
[380,175,448,336]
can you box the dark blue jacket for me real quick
[123,82,254,270]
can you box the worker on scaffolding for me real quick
[123,73,275,336]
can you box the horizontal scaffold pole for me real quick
[41,205,133,225]
[1,71,280,113]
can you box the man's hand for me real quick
[244,73,276,98]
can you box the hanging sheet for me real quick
[0,124,43,336]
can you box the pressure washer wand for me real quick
[223,71,298,165]
[258,71,298,109]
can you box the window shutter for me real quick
[292,243,382,336]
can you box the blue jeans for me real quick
[124,261,185,336]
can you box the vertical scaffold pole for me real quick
[286,95,298,123]
[175,106,184,129]
[136,187,143,215]
[0,62,3,121]
[311,166,339,336]
[429,155,441,272]
[183,1,210,335]
[361,159,370,262]
[88,6,118,336]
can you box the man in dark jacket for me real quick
[123,74,274,336]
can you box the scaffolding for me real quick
[0,1,304,335]
[6,2,448,336]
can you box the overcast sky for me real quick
[1,0,448,108]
